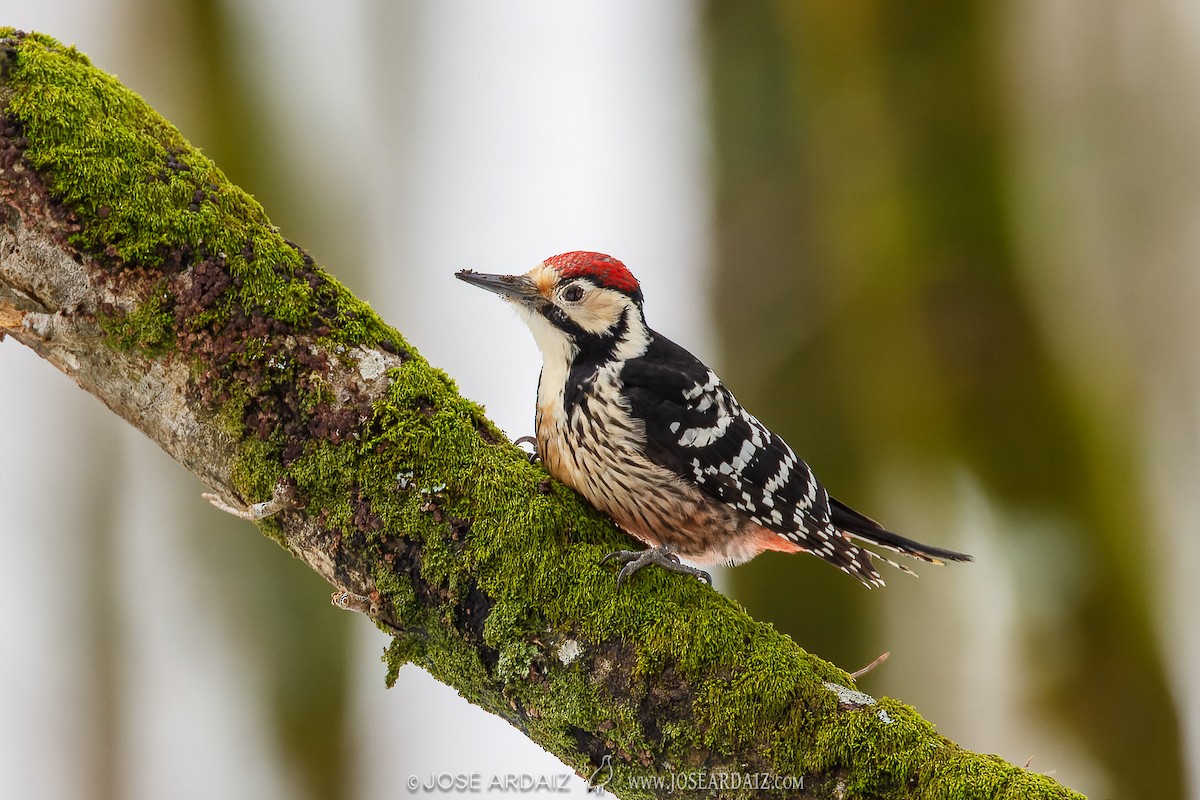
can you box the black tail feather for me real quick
[828,497,973,566]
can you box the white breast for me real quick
[536,363,692,541]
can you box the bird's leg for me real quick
[513,434,540,463]
[600,544,712,586]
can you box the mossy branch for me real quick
[0,30,1084,800]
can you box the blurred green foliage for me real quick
[705,3,1181,798]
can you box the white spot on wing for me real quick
[732,439,757,471]
[678,411,734,447]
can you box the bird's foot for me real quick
[514,434,540,463]
[600,545,712,586]
[202,480,297,521]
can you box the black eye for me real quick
[563,284,585,302]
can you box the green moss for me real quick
[372,565,418,620]
[494,641,538,685]
[383,633,425,689]
[8,36,256,264]
[1,29,1085,799]
[96,283,175,356]
[2,29,405,379]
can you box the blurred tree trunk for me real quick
[704,3,1182,798]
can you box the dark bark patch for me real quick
[567,725,610,770]
[638,663,694,743]
[455,579,498,672]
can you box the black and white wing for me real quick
[621,332,971,586]
[620,333,885,584]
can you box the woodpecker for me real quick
[456,252,972,587]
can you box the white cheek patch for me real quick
[568,292,628,336]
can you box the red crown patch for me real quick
[544,251,640,294]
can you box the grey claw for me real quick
[601,545,712,586]
[514,435,540,463]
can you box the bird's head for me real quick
[457,251,648,361]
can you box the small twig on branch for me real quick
[849,651,890,680]
[202,480,297,521]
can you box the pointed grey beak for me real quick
[455,270,539,301]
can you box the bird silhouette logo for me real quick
[587,754,614,794]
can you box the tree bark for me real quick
[0,29,1084,799]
